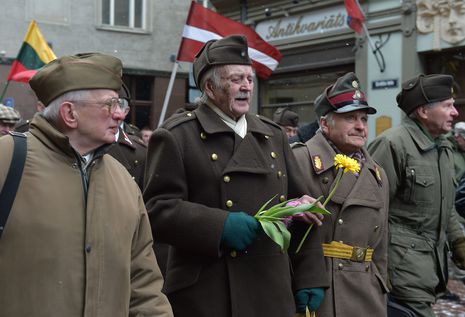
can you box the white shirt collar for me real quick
[206,101,247,138]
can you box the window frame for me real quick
[99,0,148,33]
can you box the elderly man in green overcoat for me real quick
[143,35,329,317]
[368,74,465,317]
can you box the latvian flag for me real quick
[7,20,56,83]
[177,1,282,79]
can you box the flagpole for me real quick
[157,62,179,128]
[0,81,10,103]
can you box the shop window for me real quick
[101,0,146,29]
[123,75,153,129]
[260,65,353,125]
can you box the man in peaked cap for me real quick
[368,74,465,317]
[273,107,299,138]
[0,103,21,135]
[143,35,328,317]
[292,72,389,317]
[0,53,172,317]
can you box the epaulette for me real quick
[255,113,281,129]
[162,111,197,130]
[290,141,306,149]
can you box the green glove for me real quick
[451,237,465,270]
[295,287,325,313]
[221,212,261,251]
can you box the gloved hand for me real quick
[451,237,465,269]
[221,212,261,251]
[294,287,325,313]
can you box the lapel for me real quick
[307,132,384,210]
[195,104,274,175]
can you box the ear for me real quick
[204,80,216,100]
[319,117,329,134]
[59,102,79,129]
[415,105,428,120]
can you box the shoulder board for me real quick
[255,114,281,129]
[290,141,306,149]
[162,111,197,130]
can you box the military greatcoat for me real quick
[293,131,389,317]
[143,104,328,317]
[368,116,464,304]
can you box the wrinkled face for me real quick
[0,121,15,136]
[420,98,458,137]
[141,129,152,145]
[320,110,369,154]
[206,65,254,120]
[438,0,465,44]
[73,89,126,150]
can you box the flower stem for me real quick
[295,169,343,253]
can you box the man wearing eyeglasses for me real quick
[0,53,172,317]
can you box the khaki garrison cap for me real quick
[396,74,454,114]
[29,52,123,106]
[193,35,252,90]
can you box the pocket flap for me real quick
[414,175,435,188]
[390,234,433,251]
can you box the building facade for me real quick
[0,0,192,129]
[211,0,465,141]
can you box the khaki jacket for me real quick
[293,132,389,317]
[143,104,328,317]
[0,114,172,317]
[368,116,464,302]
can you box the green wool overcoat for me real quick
[368,116,464,303]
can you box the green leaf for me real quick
[255,194,277,217]
[275,221,291,251]
[260,220,285,251]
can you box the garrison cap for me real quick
[315,72,376,117]
[30,52,123,106]
[273,107,299,127]
[396,74,454,114]
[0,104,21,124]
[193,35,252,90]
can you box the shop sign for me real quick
[372,79,398,90]
[255,5,347,42]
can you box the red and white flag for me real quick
[344,0,365,34]
[177,1,282,79]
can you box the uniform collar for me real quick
[116,127,136,149]
[403,116,437,151]
[195,103,274,137]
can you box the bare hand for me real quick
[289,195,324,226]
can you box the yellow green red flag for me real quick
[7,20,56,83]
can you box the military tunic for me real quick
[368,116,464,305]
[143,104,328,317]
[293,131,389,317]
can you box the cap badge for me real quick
[353,90,362,100]
[352,80,359,89]
[374,165,382,185]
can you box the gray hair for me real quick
[320,112,334,127]
[408,101,440,120]
[42,90,93,124]
[197,66,224,105]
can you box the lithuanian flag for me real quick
[7,20,56,83]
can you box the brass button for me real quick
[223,175,231,183]
[322,177,329,184]
[337,218,344,225]
[271,152,277,159]
[134,160,139,165]
[279,195,286,202]
[226,200,233,208]
[365,265,370,272]
[338,263,344,270]
[200,132,207,140]
[72,162,78,169]
[186,112,192,117]
[277,171,282,178]
[374,225,379,232]
[211,153,218,161]
[411,243,415,249]
[132,176,135,180]
[264,135,270,139]
[230,250,237,258]
[339,240,344,244]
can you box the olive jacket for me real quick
[293,131,389,317]
[368,116,464,303]
[143,103,328,317]
[0,114,172,317]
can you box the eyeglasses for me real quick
[71,97,130,114]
